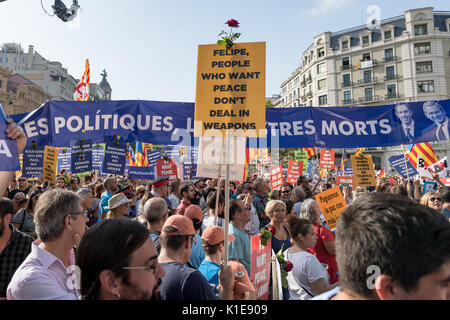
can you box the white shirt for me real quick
[7,240,79,300]
[244,204,259,237]
[284,248,329,300]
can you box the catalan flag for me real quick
[135,142,149,167]
[355,148,366,156]
[405,143,438,168]
[378,168,386,178]
[74,59,90,101]
[303,148,315,159]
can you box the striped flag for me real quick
[355,148,366,156]
[74,59,90,101]
[135,142,149,167]
[378,168,386,178]
[340,149,347,172]
[405,143,439,168]
[303,148,315,159]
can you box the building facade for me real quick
[279,7,450,171]
[0,65,50,115]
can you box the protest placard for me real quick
[92,144,105,174]
[286,160,303,184]
[0,104,20,172]
[417,155,434,184]
[336,176,354,189]
[315,186,347,231]
[250,235,271,300]
[270,165,283,190]
[22,147,45,178]
[42,146,58,183]
[156,158,178,180]
[389,155,418,179]
[423,181,438,194]
[102,143,127,175]
[320,149,335,170]
[57,147,71,174]
[128,166,155,180]
[70,139,92,174]
[182,163,197,181]
[350,154,376,187]
[194,42,266,137]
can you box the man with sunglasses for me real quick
[280,182,293,200]
[158,215,234,300]
[8,176,30,200]
[7,189,88,300]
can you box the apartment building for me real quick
[279,7,450,170]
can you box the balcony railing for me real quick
[385,93,401,100]
[382,56,397,63]
[340,64,353,71]
[306,91,313,98]
[357,77,379,85]
[384,74,400,81]
[342,99,355,105]
[358,95,381,103]
[341,81,353,87]
[301,80,307,87]
[306,76,312,83]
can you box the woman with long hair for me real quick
[11,189,43,238]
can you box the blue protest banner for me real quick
[182,163,197,181]
[15,99,450,149]
[147,150,161,168]
[71,139,93,174]
[389,155,418,179]
[92,143,105,174]
[57,148,71,174]
[128,166,155,180]
[22,147,45,177]
[0,104,21,171]
[102,143,127,175]
[423,181,438,194]
[162,146,180,163]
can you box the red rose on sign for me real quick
[284,261,293,272]
[226,19,239,28]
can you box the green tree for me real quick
[265,99,275,108]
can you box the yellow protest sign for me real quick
[194,42,266,137]
[43,146,58,184]
[16,153,23,179]
[350,154,376,187]
[315,186,347,231]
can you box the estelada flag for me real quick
[127,144,136,166]
[74,59,90,101]
[405,143,438,168]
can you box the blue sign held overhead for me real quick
[389,155,418,179]
[102,143,127,175]
[71,139,93,174]
[22,147,45,178]
[0,103,21,171]
[128,166,155,180]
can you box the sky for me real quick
[0,0,448,102]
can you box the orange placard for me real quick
[42,146,58,184]
[194,42,266,137]
[350,154,376,187]
[315,186,347,231]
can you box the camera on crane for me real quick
[52,0,80,22]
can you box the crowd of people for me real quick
[0,119,450,300]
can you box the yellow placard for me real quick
[43,146,58,184]
[15,154,23,179]
[315,186,347,231]
[194,42,266,137]
[350,154,377,187]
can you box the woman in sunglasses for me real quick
[11,189,42,239]
[420,192,443,212]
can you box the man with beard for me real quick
[99,177,119,221]
[176,182,195,216]
[0,198,33,298]
[76,219,166,300]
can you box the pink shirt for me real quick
[7,240,80,300]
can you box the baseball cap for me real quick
[184,205,204,222]
[161,215,195,236]
[201,226,235,247]
[228,260,255,296]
